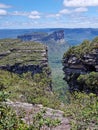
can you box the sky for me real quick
[0,0,98,29]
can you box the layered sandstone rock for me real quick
[63,38,98,93]
[0,39,50,75]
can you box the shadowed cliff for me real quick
[63,37,98,94]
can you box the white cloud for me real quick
[59,7,88,15]
[0,9,7,15]
[28,11,40,19]
[59,9,70,14]
[11,10,41,19]
[0,3,11,8]
[74,7,88,12]
[46,13,60,18]
[30,11,40,15]
[1,15,98,28]
[11,11,27,16]
[28,15,40,19]
[46,7,88,19]
[63,0,98,7]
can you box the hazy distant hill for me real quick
[47,28,98,46]
[1,28,98,46]
[64,28,98,45]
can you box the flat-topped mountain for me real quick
[17,30,65,43]
[63,37,98,94]
[17,32,48,42]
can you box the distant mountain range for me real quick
[1,28,98,46]
[17,30,65,43]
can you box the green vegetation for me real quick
[1,81,98,130]
[0,38,98,129]
[0,103,27,130]
[62,36,98,129]
[63,37,98,59]
[48,43,69,102]
[63,37,98,93]
[0,39,61,109]
[77,72,98,91]
[0,69,60,109]
[64,92,98,130]
[52,68,68,102]
[0,39,46,66]
[0,79,28,130]
[0,82,60,130]
[29,109,61,130]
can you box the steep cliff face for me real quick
[0,39,54,103]
[0,39,50,75]
[63,37,98,93]
[42,30,65,43]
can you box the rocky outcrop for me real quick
[62,38,98,93]
[6,101,70,130]
[0,39,50,75]
[17,30,65,44]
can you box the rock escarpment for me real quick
[63,37,98,93]
[42,30,65,43]
[17,30,65,44]
[0,39,53,100]
[0,39,50,75]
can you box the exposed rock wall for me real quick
[62,38,98,93]
[0,39,50,75]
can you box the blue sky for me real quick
[0,0,98,29]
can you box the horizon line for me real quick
[0,27,98,30]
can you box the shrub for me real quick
[64,92,98,130]
[29,109,61,130]
[77,72,98,92]
[63,37,98,59]
[0,82,27,130]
